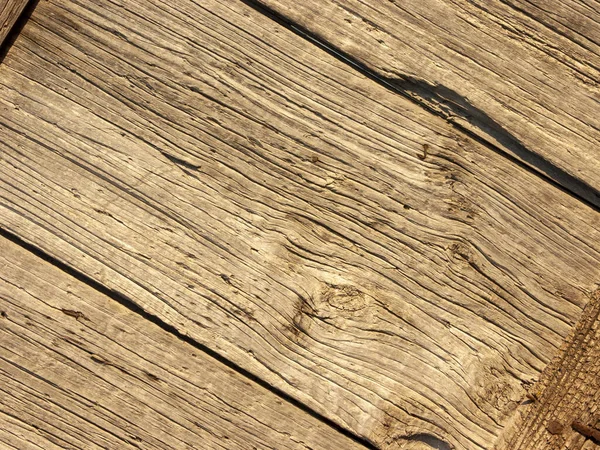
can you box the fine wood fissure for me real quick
[498,288,600,449]
[0,227,375,449]
[0,235,368,450]
[238,0,600,210]
[1,0,599,448]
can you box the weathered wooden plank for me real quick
[0,236,363,450]
[496,288,600,450]
[0,0,28,47]
[498,0,600,55]
[254,0,600,201]
[0,0,599,448]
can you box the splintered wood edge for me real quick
[0,0,30,48]
[498,288,600,449]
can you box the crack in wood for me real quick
[405,432,452,450]
[239,0,600,211]
[0,226,375,450]
[499,288,600,449]
[60,308,89,321]
[2,1,599,447]
[160,150,201,172]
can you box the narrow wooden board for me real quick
[0,236,363,450]
[1,0,600,448]
[496,288,600,450]
[254,0,600,201]
[0,0,28,47]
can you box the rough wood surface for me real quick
[497,288,600,450]
[0,236,363,450]
[254,0,600,201]
[0,0,28,46]
[1,0,600,448]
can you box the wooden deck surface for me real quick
[255,0,600,204]
[0,0,28,47]
[0,236,363,450]
[0,1,598,449]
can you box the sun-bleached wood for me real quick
[255,0,600,199]
[1,0,600,448]
[0,236,363,450]
[0,0,28,46]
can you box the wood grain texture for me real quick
[0,0,28,46]
[255,0,600,200]
[0,236,363,450]
[497,288,600,450]
[1,0,599,448]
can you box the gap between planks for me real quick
[0,227,375,450]
[1,0,599,448]
[0,0,37,60]
[4,0,597,210]
[0,233,370,450]
[240,0,600,210]
[246,0,600,210]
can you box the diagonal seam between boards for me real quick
[0,6,371,444]
[238,0,600,211]
[0,226,377,449]
[0,0,597,448]
[0,0,39,63]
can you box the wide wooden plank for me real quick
[0,0,28,47]
[0,236,363,450]
[1,0,599,448]
[255,0,600,202]
[497,288,600,450]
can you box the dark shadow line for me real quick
[0,227,376,450]
[2,2,595,447]
[406,432,452,450]
[238,0,600,212]
[0,0,40,65]
[0,6,370,443]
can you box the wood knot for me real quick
[321,283,368,313]
[447,242,473,265]
[287,282,372,343]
